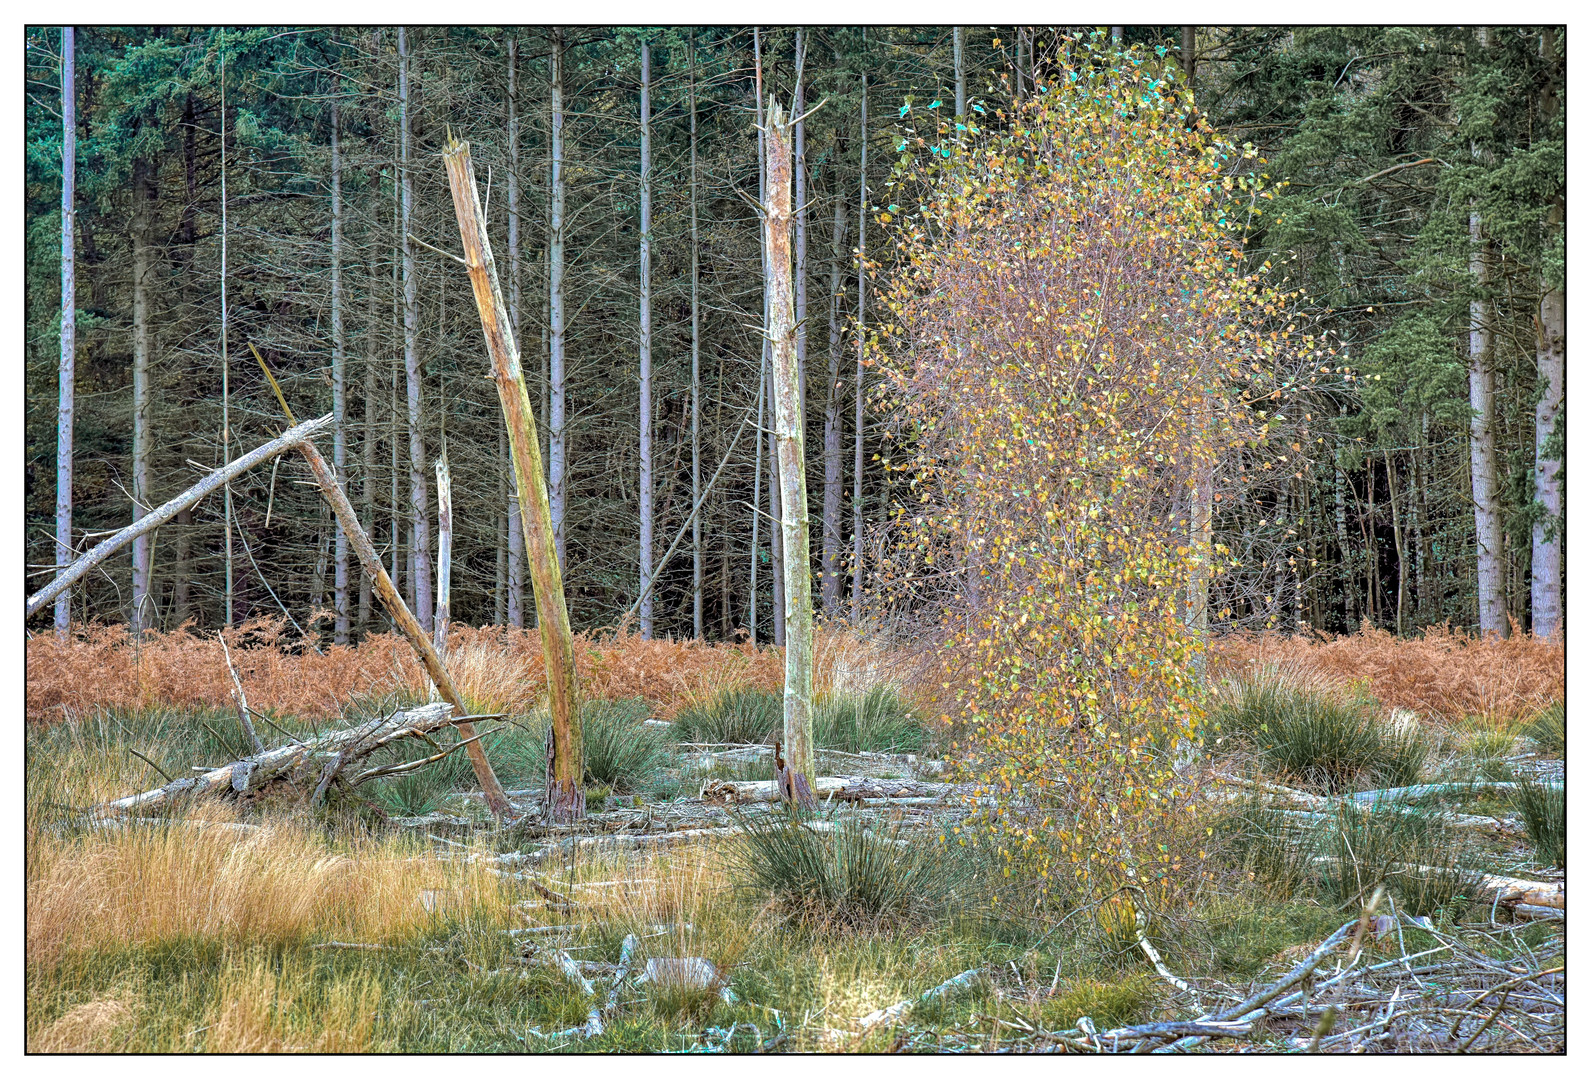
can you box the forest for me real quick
[25,25,1565,1054]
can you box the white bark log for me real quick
[94,702,457,815]
[27,415,335,619]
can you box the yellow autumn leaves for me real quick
[871,36,1295,903]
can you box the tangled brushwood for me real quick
[873,38,1316,900]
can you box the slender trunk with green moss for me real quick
[442,137,585,823]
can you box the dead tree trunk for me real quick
[27,415,335,620]
[435,454,452,653]
[443,136,586,824]
[295,433,512,818]
[765,100,816,803]
[330,97,350,645]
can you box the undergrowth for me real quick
[1511,778,1566,868]
[1215,671,1427,792]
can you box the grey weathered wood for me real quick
[218,634,266,755]
[94,702,457,815]
[27,414,334,619]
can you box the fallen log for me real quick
[92,702,492,815]
[1348,781,1561,806]
[1307,857,1562,910]
[699,776,950,804]
[1211,775,1527,835]
[26,414,334,619]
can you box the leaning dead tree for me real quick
[250,346,515,820]
[26,414,334,620]
[442,135,586,823]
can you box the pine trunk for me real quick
[638,39,655,638]
[330,98,350,644]
[56,25,75,634]
[954,28,966,118]
[548,29,569,573]
[506,37,526,629]
[689,36,703,639]
[1531,33,1563,637]
[821,170,847,616]
[129,155,153,634]
[852,70,868,623]
[398,27,434,634]
[360,241,378,636]
[1469,209,1505,636]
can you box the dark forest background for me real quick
[23,26,1564,643]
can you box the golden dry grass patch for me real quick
[29,997,137,1053]
[26,813,517,968]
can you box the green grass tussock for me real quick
[1523,701,1565,757]
[671,687,782,745]
[1511,778,1565,868]
[727,811,972,931]
[1214,672,1427,793]
[813,686,927,754]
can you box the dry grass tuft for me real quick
[27,620,906,726]
[30,998,136,1052]
[26,813,510,968]
[205,952,381,1052]
[1211,624,1563,724]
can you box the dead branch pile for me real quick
[877,905,1564,1054]
[92,702,503,816]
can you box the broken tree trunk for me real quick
[26,414,334,619]
[94,701,479,815]
[441,136,585,823]
[764,98,816,808]
[218,635,266,754]
[435,454,452,654]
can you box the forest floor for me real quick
[25,627,1564,1053]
